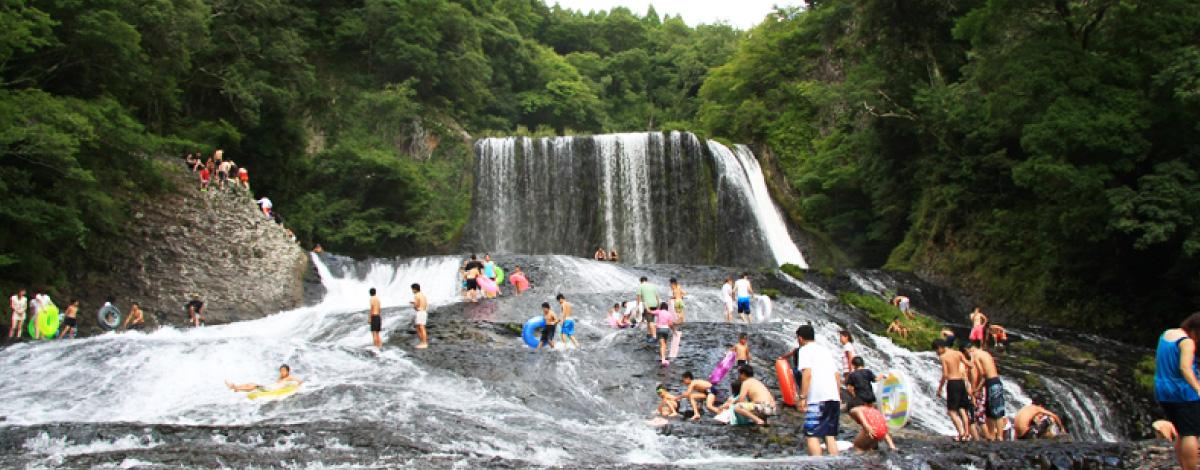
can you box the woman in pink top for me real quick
[652,302,677,366]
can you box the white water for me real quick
[596,133,656,263]
[728,143,808,268]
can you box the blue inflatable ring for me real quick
[522,316,546,348]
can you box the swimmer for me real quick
[537,302,558,349]
[680,371,713,421]
[557,294,578,348]
[227,364,303,393]
[655,384,680,417]
[727,333,752,367]
[1014,398,1065,440]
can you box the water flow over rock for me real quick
[466,132,807,268]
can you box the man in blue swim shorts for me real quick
[557,294,578,348]
[734,273,755,323]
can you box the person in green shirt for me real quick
[637,277,660,342]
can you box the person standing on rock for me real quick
[410,283,428,349]
[464,255,484,303]
[238,166,249,190]
[782,324,842,456]
[218,159,233,191]
[59,299,79,339]
[368,288,382,348]
[935,339,975,441]
[669,278,686,324]
[720,277,735,323]
[483,254,499,297]
[1155,312,1200,469]
[968,308,988,348]
[965,342,1007,440]
[537,302,558,349]
[652,302,677,365]
[9,288,27,338]
[735,273,755,323]
[557,294,578,348]
[637,277,660,342]
[187,294,204,327]
[839,331,856,381]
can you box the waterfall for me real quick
[466,132,807,268]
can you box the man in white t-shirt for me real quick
[720,278,735,323]
[780,324,842,456]
[734,273,754,323]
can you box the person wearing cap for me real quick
[186,294,204,327]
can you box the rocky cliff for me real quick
[66,158,308,335]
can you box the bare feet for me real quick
[225,381,233,390]
[415,343,428,349]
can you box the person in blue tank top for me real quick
[1155,312,1200,470]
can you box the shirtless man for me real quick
[124,301,145,331]
[464,255,484,303]
[893,295,914,319]
[608,249,618,262]
[217,159,233,190]
[557,294,578,348]
[1014,398,1065,440]
[728,333,752,367]
[594,248,606,261]
[720,278,735,323]
[987,324,1008,350]
[964,342,1007,440]
[537,302,558,349]
[9,288,27,338]
[669,278,686,323]
[227,364,303,393]
[680,371,715,421]
[369,288,382,348]
[969,308,989,348]
[731,365,777,425]
[60,300,79,339]
[935,339,975,441]
[410,283,428,349]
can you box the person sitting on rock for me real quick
[887,317,909,340]
[123,302,145,331]
[608,249,618,262]
[594,248,606,261]
[227,364,302,393]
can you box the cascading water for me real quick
[465,132,807,268]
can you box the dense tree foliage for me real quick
[0,0,741,291]
[698,0,1200,337]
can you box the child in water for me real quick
[655,384,680,417]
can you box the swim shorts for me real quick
[738,401,777,418]
[540,323,556,343]
[970,325,985,342]
[899,299,910,311]
[845,395,875,410]
[129,322,143,330]
[1163,401,1200,437]
[706,387,730,403]
[370,315,381,332]
[674,299,685,315]
[414,310,427,326]
[1020,416,1054,440]
[656,327,671,341]
[804,400,840,437]
[561,319,575,336]
[945,379,972,411]
[984,377,1006,419]
[859,405,889,438]
[737,297,751,313]
[218,171,227,181]
[736,359,749,367]
[63,317,77,328]
[466,278,479,290]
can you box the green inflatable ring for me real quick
[495,266,505,285]
[30,303,60,339]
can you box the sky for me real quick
[544,0,800,30]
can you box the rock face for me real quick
[68,159,307,335]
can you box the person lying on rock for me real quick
[227,364,303,393]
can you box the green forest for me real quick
[2,0,1198,339]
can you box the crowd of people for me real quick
[7,288,205,339]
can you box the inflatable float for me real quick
[669,331,682,358]
[509,273,529,292]
[756,295,773,323]
[97,305,122,331]
[476,275,499,294]
[522,316,546,348]
[247,385,298,400]
[494,266,505,285]
[708,351,737,384]
[30,303,59,339]
[876,370,910,428]
[776,359,797,406]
